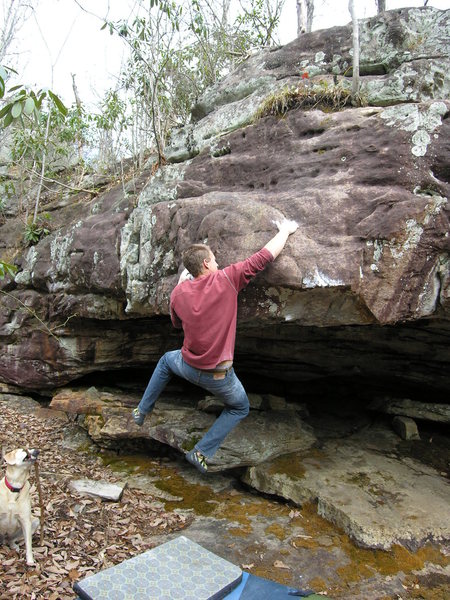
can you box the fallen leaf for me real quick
[68,568,80,581]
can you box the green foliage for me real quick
[0,66,67,130]
[23,216,50,246]
[236,0,285,48]
[95,90,129,132]
[0,180,15,211]
[0,66,6,98]
[0,65,72,227]
[102,0,286,163]
[23,212,51,246]
[10,104,70,168]
[56,104,91,147]
[0,260,17,279]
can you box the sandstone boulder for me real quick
[83,402,316,472]
[242,437,450,550]
[369,397,450,424]
[0,8,448,401]
[50,387,316,471]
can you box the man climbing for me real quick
[132,217,298,473]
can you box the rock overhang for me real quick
[0,7,449,394]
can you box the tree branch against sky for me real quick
[0,0,36,64]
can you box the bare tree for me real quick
[0,0,35,64]
[375,0,386,13]
[296,0,314,35]
[348,0,360,101]
[238,0,286,47]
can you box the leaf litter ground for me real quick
[0,404,190,599]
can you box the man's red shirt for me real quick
[170,248,273,370]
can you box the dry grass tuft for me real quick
[253,81,357,121]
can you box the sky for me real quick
[2,0,450,108]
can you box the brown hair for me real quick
[182,244,212,277]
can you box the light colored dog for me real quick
[0,448,40,565]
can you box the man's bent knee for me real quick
[234,396,250,418]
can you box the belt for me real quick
[199,362,233,375]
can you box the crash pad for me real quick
[73,535,242,600]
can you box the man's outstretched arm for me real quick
[264,219,298,259]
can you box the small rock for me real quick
[68,478,125,501]
[392,416,420,441]
[0,393,41,413]
[274,560,290,569]
[247,393,263,410]
[317,535,334,547]
[262,395,287,411]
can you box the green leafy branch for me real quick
[0,261,17,279]
[0,65,67,128]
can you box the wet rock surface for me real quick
[5,392,449,599]
[243,434,450,551]
[47,386,450,556]
[86,417,450,600]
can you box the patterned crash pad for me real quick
[73,535,242,600]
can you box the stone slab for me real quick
[68,478,125,501]
[83,403,316,472]
[243,439,450,550]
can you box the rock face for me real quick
[1,7,449,399]
[243,436,450,551]
[49,387,316,471]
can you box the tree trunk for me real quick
[71,73,82,110]
[296,0,314,36]
[33,108,51,225]
[221,0,231,29]
[306,0,314,32]
[376,0,386,13]
[348,0,360,101]
[71,73,84,170]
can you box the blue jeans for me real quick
[137,350,249,458]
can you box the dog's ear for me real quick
[3,450,18,466]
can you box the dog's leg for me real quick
[19,514,35,566]
[9,535,21,552]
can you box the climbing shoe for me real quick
[185,449,208,474]
[131,407,145,426]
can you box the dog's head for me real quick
[3,448,40,470]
